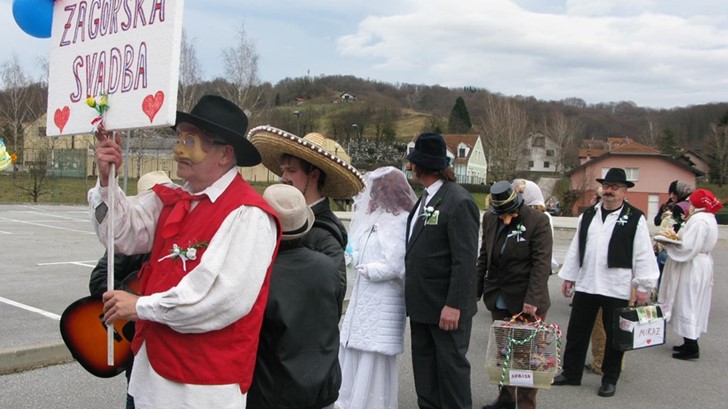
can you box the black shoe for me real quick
[482,400,516,409]
[673,341,699,360]
[552,374,581,386]
[598,382,616,397]
[672,344,686,352]
[672,350,699,360]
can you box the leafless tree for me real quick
[178,30,203,112]
[542,111,581,174]
[0,54,38,157]
[36,57,49,87]
[638,110,661,148]
[705,123,728,186]
[220,23,262,114]
[15,134,52,202]
[480,95,529,182]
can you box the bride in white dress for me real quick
[336,166,416,409]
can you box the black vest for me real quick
[578,202,643,268]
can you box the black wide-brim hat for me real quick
[173,95,261,167]
[596,167,635,188]
[489,180,524,215]
[407,133,450,170]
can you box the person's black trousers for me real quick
[410,318,473,409]
[561,291,629,385]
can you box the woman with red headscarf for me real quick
[657,189,722,360]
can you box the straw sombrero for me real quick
[247,125,365,199]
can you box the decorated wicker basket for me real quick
[485,316,562,389]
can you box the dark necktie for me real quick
[153,185,208,239]
[416,189,429,219]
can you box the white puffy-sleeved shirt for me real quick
[87,168,277,409]
[558,202,659,300]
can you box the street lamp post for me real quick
[293,111,302,135]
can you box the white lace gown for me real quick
[336,211,408,409]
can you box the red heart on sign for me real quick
[142,91,165,123]
[54,106,70,133]
[646,339,652,345]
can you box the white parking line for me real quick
[0,216,95,235]
[16,210,90,223]
[37,261,98,268]
[0,296,61,321]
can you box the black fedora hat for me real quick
[489,180,523,215]
[407,133,450,170]
[174,95,261,167]
[596,167,634,188]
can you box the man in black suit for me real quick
[405,133,480,409]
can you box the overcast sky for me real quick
[1,0,726,109]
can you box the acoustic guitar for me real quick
[59,276,141,378]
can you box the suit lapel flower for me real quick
[421,197,442,226]
[507,223,527,242]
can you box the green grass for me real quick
[0,174,97,204]
[0,174,270,205]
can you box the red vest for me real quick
[132,175,280,392]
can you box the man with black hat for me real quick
[553,167,659,398]
[90,95,281,408]
[405,133,480,409]
[476,181,553,409]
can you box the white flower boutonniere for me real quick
[421,206,435,219]
[507,223,527,242]
[421,196,443,226]
[158,241,209,271]
[424,208,440,225]
[616,207,631,226]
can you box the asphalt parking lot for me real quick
[0,204,726,408]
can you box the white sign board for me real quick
[46,0,184,136]
[632,318,666,349]
[508,370,535,387]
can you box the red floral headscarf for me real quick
[689,189,723,214]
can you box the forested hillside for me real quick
[2,73,727,174]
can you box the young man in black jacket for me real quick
[247,184,342,409]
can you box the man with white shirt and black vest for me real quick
[553,167,659,398]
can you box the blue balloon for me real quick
[12,0,54,39]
